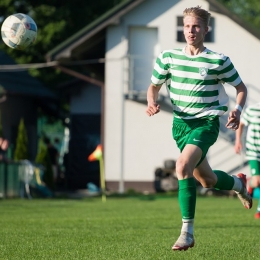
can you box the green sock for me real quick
[213,170,234,190]
[178,178,196,220]
[254,187,260,199]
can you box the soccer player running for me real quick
[146,6,252,251]
[235,103,260,219]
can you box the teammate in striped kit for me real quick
[145,6,252,251]
[235,103,260,219]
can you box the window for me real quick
[177,16,215,42]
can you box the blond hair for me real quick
[183,6,211,28]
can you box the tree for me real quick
[219,0,260,28]
[14,118,29,161]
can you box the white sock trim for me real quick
[232,175,242,193]
[181,219,194,234]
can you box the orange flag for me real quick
[88,144,102,161]
[88,144,106,202]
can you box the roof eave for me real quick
[45,0,146,62]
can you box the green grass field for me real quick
[0,196,259,260]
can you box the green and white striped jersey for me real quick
[241,103,260,161]
[151,47,242,119]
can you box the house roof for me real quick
[46,0,145,62]
[46,0,260,63]
[0,51,56,99]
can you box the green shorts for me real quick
[172,116,219,166]
[249,160,260,176]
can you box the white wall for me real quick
[123,101,179,181]
[104,0,260,184]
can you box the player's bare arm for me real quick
[234,122,245,154]
[146,83,161,116]
[226,81,247,130]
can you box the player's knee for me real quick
[175,159,192,179]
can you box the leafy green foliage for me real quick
[219,0,260,28]
[13,118,28,160]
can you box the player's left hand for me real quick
[226,110,240,131]
[234,141,243,154]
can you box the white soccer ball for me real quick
[1,13,37,50]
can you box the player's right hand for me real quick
[146,103,160,116]
[226,110,240,130]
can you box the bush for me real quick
[14,118,28,161]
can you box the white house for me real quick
[46,0,260,192]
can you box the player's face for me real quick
[183,16,208,47]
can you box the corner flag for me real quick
[88,144,106,202]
